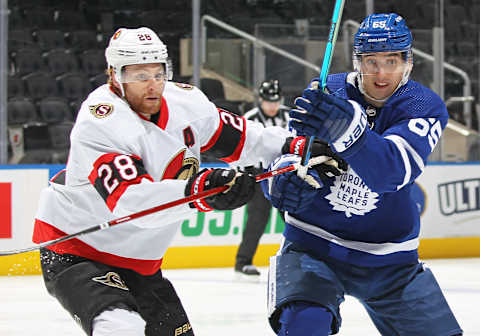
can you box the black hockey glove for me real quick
[185,168,256,212]
[282,136,348,180]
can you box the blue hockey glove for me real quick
[289,79,368,152]
[261,154,322,214]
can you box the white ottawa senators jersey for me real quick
[33,81,290,275]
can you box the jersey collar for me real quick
[134,96,169,130]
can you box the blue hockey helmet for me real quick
[353,13,413,104]
[353,13,412,55]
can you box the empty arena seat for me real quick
[69,98,84,120]
[8,29,35,53]
[54,10,90,31]
[22,7,55,29]
[22,71,59,101]
[7,75,25,98]
[90,72,108,90]
[23,123,51,150]
[80,49,107,76]
[49,122,73,149]
[7,97,38,125]
[33,29,66,51]
[56,71,91,101]
[49,122,74,163]
[13,47,46,76]
[45,48,80,76]
[67,30,100,52]
[38,97,72,124]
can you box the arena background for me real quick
[1,0,480,275]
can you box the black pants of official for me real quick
[235,182,271,266]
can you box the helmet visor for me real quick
[120,69,168,84]
[356,51,410,76]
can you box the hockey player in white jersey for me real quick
[263,13,463,336]
[31,27,345,336]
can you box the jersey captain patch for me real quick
[183,127,195,147]
[90,103,114,119]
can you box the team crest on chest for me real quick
[92,271,129,290]
[162,149,199,180]
[325,168,379,217]
[176,156,199,179]
[174,82,194,90]
[90,103,114,118]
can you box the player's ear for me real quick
[108,66,122,91]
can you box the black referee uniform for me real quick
[235,104,290,273]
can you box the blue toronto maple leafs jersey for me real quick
[284,72,448,267]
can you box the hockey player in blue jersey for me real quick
[263,13,463,336]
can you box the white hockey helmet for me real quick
[105,27,172,87]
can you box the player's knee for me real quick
[92,308,146,336]
[277,301,333,336]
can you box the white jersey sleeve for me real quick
[160,82,291,168]
[170,88,291,168]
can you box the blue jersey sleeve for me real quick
[339,83,448,193]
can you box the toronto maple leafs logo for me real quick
[324,168,379,217]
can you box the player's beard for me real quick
[125,91,163,117]
[140,97,162,116]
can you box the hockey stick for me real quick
[0,164,297,256]
[297,0,345,179]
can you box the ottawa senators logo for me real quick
[162,149,199,181]
[90,103,114,119]
[174,82,194,90]
[92,272,129,291]
[175,157,199,180]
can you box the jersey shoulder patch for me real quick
[89,103,114,119]
[74,88,147,149]
[174,82,194,90]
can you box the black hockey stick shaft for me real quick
[0,164,296,256]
